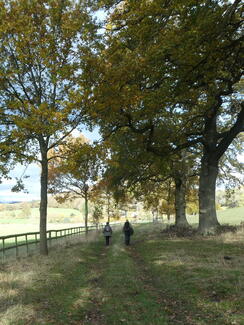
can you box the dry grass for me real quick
[0,230,101,325]
[218,227,244,243]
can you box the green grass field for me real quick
[0,224,243,325]
[0,207,83,223]
[186,206,244,225]
[217,206,244,224]
[0,206,85,238]
[0,222,86,236]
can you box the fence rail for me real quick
[0,225,99,261]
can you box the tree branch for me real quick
[216,102,244,160]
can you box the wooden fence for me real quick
[0,225,99,261]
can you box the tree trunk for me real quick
[166,212,171,221]
[40,151,48,255]
[198,113,221,234]
[198,154,220,234]
[84,191,88,234]
[107,195,110,223]
[166,180,172,222]
[174,176,190,228]
[198,104,244,234]
[198,111,222,236]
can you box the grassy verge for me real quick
[0,232,105,325]
[0,224,243,324]
[132,225,244,325]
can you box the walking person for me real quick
[103,222,112,246]
[123,220,134,246]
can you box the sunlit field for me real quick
[187,206,244,226]
[0,206,243,237]
[0,223,85,237]
[0,207,83,223]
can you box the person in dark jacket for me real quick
[103,222,112,246]
[123,220,134,245]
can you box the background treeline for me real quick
[0,186,244,223]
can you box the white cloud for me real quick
[0,189,39,202]
[237,153,244,163]
[0,163,40,202]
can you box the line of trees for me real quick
[83,0,244,233]
[0,0,243,254]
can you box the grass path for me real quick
[96,233,169,325]
[0,224,244,324]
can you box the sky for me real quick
[0,127,101,202]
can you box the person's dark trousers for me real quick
[125,235,130,245]
[105,236,110,246]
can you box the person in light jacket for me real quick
[123,220,134,246]
[103,222,112,246]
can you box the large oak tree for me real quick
[0,0,96,254]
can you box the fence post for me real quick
[25,234,29,256]
[2,238,5,261]
[49,231,52,247]
[15,236,18,258]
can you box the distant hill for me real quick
[0,201,22,204]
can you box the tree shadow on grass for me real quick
[132,237,244,325]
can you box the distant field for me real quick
[0,207,83,221]
[0,223,87,237]
[0,206,243,237]
[187,206,244,225]
[0,207,84,229]
[217,206,244,224]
